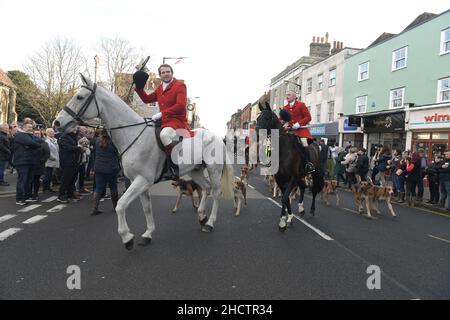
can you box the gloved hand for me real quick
[292,122,301,130]
[152,112,162,121]
[133,70,149,90]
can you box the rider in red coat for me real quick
[133,64,188,180]
[281,90,315,173]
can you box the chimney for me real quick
[309,33,331,58]
[331,40,344,55]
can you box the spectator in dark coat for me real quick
[0,124,11,186]
[30,129,50,200]
[12,123,43,205]
[437,151,450,211]
[405,153,422,207]
[356,148,369,183]
[91,130,120,216]
[425,155,441,205]
[57,127,82,203]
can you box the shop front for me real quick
[339,116,363,148]
[408,103,450,161]
[308,122,339,145]
[363,111,406,157]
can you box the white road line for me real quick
[248,184,255,189]
[0,214,17,224]
[22,215,48,224]
[46,204,67,213]
[266,197,333,241]
[0,228,22,241]
[41,196,58,203]
[427,234,450,244]
[343,208,359,214]
[18,204,42,212]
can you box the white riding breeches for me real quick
[160,127,177,146]
[300,138,309,147]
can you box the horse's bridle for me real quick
[63,83,100,126]
[61,83,156,158]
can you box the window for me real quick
[392,46,408,71]
[327,101,335,122]
[306,78,312,94]
[438,77,450,102]
[356,96,367,114]
[317,74,323,90]
[316,104,321,123]
[441,28,450,55]
[390,87,405,108]
[358,62,369,81]
[329,69,336,86]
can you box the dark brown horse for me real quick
[256,102,324,231]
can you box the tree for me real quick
[24,36,86,127]
[7,70,44,124]
[98,37,139,92]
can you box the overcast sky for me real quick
[1,0,449,136]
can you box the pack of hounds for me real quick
[171,165,397,219]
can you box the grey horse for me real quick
[54,74,234,250]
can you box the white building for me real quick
[301,45,361,144]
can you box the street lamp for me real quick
[163,56,188,64]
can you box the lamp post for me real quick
[94,55,99,84]
[162,56,188,64]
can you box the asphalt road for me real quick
[1,168,449,300]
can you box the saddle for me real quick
[152,120,203,184]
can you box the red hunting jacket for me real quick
[283,100,313,140]
[135,78,190,131]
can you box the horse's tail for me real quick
[221,158,234,199]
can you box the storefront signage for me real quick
[308,122,339,136]
[409,106,450,129]
[363,112,405,133]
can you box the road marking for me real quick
[343,208,359,214]
[18,204,42,212]
[41,196,58,203]
[0,228,22,241]
[427,234,450,244]
[266,197,333,241]
[46,204,67,213]
[0,214,17,224]
[22,215,48,224]
[248,184,255,189]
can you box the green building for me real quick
[341,9,450,159]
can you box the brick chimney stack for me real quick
[309,32,331,58]
[331,40,344,55]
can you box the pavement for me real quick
[0,166,450,299]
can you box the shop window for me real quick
[413,133,430,140]
[432,132,449,140]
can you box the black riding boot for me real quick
[161,142,179,181]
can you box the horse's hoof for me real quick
[124,238,134,251]
[279,226,287,232]
[138,237,152,246]
[199,216,208,226]
[202,225,214,233]
[310,210,315,216]
[299,210,305,217]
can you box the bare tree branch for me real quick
[97,37,139,92]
